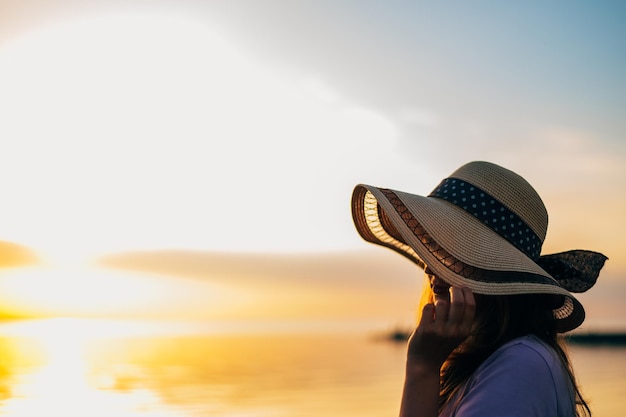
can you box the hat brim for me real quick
[352,184,585,332]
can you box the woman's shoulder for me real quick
[449,336,575,416]
[470,334,569,393]
[485,335,562,371]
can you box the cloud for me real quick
[484,127,625,187]
[98,247,423,321]
[0,241,38,268]
[99,248,417,289]
[396,107,440,128]
[0,12,404,259]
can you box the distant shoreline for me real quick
[566,332,626,346]
[377,328,626,347]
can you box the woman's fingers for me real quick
[433,286,475,336]
[433,298,449,328]
[459,287,476,333]
[447,286,465,326]
[418,303,435,326]
[449,287,475,330]
[415,286,476,335]
[408,286,475,366]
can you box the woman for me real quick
[351,161,607,416]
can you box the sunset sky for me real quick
[0,1,624,328]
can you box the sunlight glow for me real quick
[0,266,251,319]
[0,319,186,417]
[0,318,404,416]
[0,11,399,263]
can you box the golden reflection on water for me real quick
[0,319,183,416]
[0,318,622,417]
[0,318,406,417]
[569,344,626,417]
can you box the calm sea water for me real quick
[0,318,622,416]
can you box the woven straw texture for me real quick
[351,161,588,332]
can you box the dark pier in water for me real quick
[566,332,626,346]
[379,328,626,347]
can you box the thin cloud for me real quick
[0,12,405,259]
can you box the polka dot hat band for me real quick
[351,161,608,332]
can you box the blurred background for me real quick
[0,1,624,416]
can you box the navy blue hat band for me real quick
[429,177,542,260]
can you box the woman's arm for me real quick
[399,355,441,417]
[399,286,475,417]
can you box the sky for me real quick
[0,0,624,326]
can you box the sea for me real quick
[0,318,622,417]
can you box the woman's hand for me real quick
[399,286,475,417]
[407,286,476,370]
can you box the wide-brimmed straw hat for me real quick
[351,161,607,332]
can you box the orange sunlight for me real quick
[0,267,253,319]
[0,318,406,416]
[0,318,190,416]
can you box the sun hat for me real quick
[351,161,607,332]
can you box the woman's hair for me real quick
[417,278,592,416]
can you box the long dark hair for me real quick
[429,290,591,416]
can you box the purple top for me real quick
[440,335,575,417]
